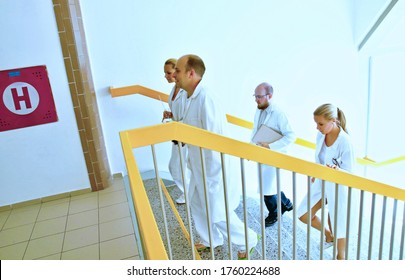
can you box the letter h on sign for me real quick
[11,86,32,110]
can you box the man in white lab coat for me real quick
[174,54,258,259]
[251,82,296,227]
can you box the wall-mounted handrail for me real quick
[110,85,169,102]
[110,84,404,167]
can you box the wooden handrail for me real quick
[110,85,169,102]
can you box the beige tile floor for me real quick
[0,177,140,260]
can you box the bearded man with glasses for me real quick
[251,82,296,227]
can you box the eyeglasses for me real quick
[253,94,268,99]
[332,158,341,168]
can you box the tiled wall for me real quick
[53,0,111,191]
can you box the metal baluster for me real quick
[332,183,339,260]
[292,172,297,260]
[345,187,352,260]
[177,143,195,259]
[379,196,387,260]
[306,176,311,260]
[220,153,232,260]
[258,163,266,259]
[320,180,326,260]
[400,201,405,260]
[151,144,172,259]
[276,168,282,260]
[389,199,398,260]
[368,193,376,260]
[199,147,215,259]
[357,190,365,260]
[240,158,251,260]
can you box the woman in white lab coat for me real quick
[162,58,189,204]
[297,103,355,260]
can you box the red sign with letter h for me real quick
[0,65,58,132]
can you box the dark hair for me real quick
[314,103,348,133]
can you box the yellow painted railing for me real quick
[123,122,405,200]
[120,122,405,259]
[120,131,168,260]
[110,84,404,167]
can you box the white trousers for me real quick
[190,187,258,251]
[168,143,190,194]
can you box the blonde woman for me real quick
[297,104,355,260]
[162,58,189,204]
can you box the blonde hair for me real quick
[314,103,348,133]
[164,58,177,68]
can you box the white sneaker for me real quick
[175,194,185,204]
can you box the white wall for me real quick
[357,0,405,188]
[0,0,401,206]
[0,0,90,206]
[353,0,392,47]
[81,0,365,180]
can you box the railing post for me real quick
[357,190,365,260]
[332,183,339,260]
[151,144,172,259]
[240,158,252,260]
[345,187,352,260]
[400,201,405,260]
[177,143,196,259]
[379,196,387,259]
[368,193,376,259]
[276,168,282,260]
[292,172,297,260]
[258,163,266,259]
[306,176,311,260]
[220,153,233,260]
[199,147,215,260]
[320,180,326,260]
[389,199,397,260]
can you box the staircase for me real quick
[139,178,338,260]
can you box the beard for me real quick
[257,101,269,110]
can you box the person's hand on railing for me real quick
[162,110,173,123]
[257,142,270,149]
[326,163,339,170]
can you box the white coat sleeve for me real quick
[268,112,296,150]
[250,110,260,143]
[200,94,223,135]
[339,136,355,173]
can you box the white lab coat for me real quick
[182,82,238,221]
[297,128,355,239]
[168,86,187,122]
[251,102,296,195]
[167,86,190,194]
[183,82,257,249]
